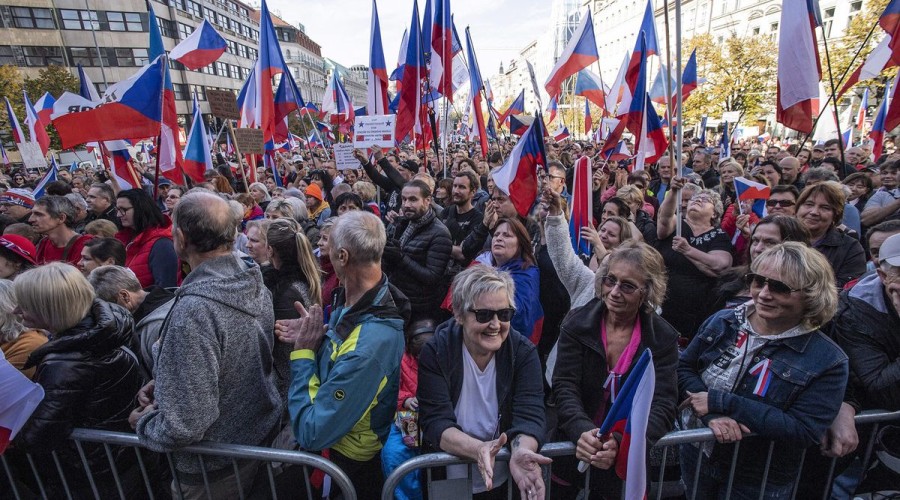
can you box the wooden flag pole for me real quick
[226,120,250,193]
[674,0,684,239]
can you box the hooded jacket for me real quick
[17,300,143,497]
[288,275,409,462]
[136,253,282,474]
[832,273,900,411]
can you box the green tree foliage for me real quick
[826,0,890,101]
[681,33,777,127]
[0,65,25,149]
[23,65,79,150]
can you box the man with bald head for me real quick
[779,156,805,190]
[133,191,282,498]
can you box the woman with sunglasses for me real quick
[656,177,734,341]
[678,243,848,499]
[550,241,679,498]
[418,265,548,500]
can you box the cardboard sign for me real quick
[18,142,47,170]
[234,128,264,154]
[333,143,358,170]
[206,89,240,120]
[353,115,396,148]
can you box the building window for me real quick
[12,7,55,29]
[59,9,99,30]
[752,26,760,35]
[0,46,15,65]
[114,48,148,66]
[770,22,779,32]
[174,83,190,101]
[158,17,176,38]
[23,46,64,66]
[107,12,144,32]
[238,44,248,59]
[227,40,238,54]
[187,1,202,18]
[190,85,206,100]
[70,47,108,67]
[178,22,191,40]
[216,61,228,77]
[850,1,862,12]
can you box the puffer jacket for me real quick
[387,212,452,317]
[16,300,144,497]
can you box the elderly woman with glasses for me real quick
[656,177,734,341]
[418,265,549,500]
[551,241,679,498]
[678,243,848,499]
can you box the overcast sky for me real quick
[266,0,552,78]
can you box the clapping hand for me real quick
[275,302,327,351]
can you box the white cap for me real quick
[881,233,900,267]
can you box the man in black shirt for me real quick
[440,169,483,265]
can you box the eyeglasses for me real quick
[765,199,795,207]
[115,206,134,215]
[690,195,715,204]
[600,275,644,295]
[468,308,516,323]
[744,273,801,295]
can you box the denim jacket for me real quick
[678,308,849,485]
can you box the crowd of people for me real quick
[2,132,900,500]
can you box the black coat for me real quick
[814,227,867,288]
[386,213,452,319]
[551,298,679,445]
[17,300,144,497]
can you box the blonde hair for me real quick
[600,216,634,244]
[15,262,95,333]
[596,241,668,312]
[750,242,838,329]
[85,219,119,238]
[267,218,322,306]
[0,280,27,343]
[353,181,376,202]
[615,185,644,209]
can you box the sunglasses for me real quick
[765,199,796,207]
[744,273,801,295]
[468,308,515,323]
[601,275,643,295]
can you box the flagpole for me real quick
[820,25,846,165]
[662,0,679,172]
[417,20,442,168]
[675,0,683,239]
[152,132,162,199]
[226,119,250,193]
[794,19,879,156]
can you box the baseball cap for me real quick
[813,144,825,152]
[0,189,35,209]
[880,233,900,267]
[0,234,37,265]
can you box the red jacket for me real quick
[397,351,419,410]
[124,225,172,288]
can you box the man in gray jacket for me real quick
[131,191,282,499]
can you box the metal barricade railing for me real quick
[382,410,900,500]
[2,428,357,500]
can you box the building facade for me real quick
[324,58,366,109]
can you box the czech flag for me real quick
[34,92,55,126]
[169,20,227,70]
[545,9,599,99]
[183,92,214,179]
[430,0,454,102]
[720,121,732,158]
[879,0,900,69]
[0,353,45,455]
[4,97,25,145]
[584,99,593,134]
[367,0,390,115]
[625,0,660,91]
[605,141,632,162]
[681,49,699,102]
[603,35,655,159]
[569,155,592,255]
[839,36,894,98]
[734,176,771,201]
[493,113,547,217]
[776,0,822,133]
[870,73,896,162]
[52,56,165,149]
[498,89,525,126]
[546,95,558,125]
[857,88,869,133]
[0,143,9,166]
[147,0,185,182]
[395,0,425,144]
[77,64,101,101]
[575,69,609,110]
[23,91,50,156]
[33,157,59,199]
[307,131,321,148]
[606,53,630,117]
[274,70,305,142]
[587,348,655,499]
[322,69,355,127]
[108,147,143,190]
[553,126,570,142]
[465,26,489,157]
[509,115,549,137]
[698,115,708,145]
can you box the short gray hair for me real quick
[451,265,516,320]
[173,192,236,253]
[0,280,27,343]
[284,197,308,222]
[682,183,703,197]
[329,210,385,265]
[35,195,77,227]
[88,265,141,303]
[89,183,115,204]
[65,193,88,212]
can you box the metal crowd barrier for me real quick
[382,410,900,500]
[1,428,357,500]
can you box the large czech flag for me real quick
[182,92,213,181]
[545,9,599,99]
[169,20,227,70]
[776,0,822,133]
[52,56,165,149]
[493,114,547,217]
[575,69,609,110]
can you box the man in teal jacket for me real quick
[277,211,408,500]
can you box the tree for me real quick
[681,33,777,127]
[825,0,890,101]
[23,65,79,150]
[0,65,25,150]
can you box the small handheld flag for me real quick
[493,114,547,217]
[569,156,592,255]
[32,158,59,199]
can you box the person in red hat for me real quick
[0,234,37,280]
